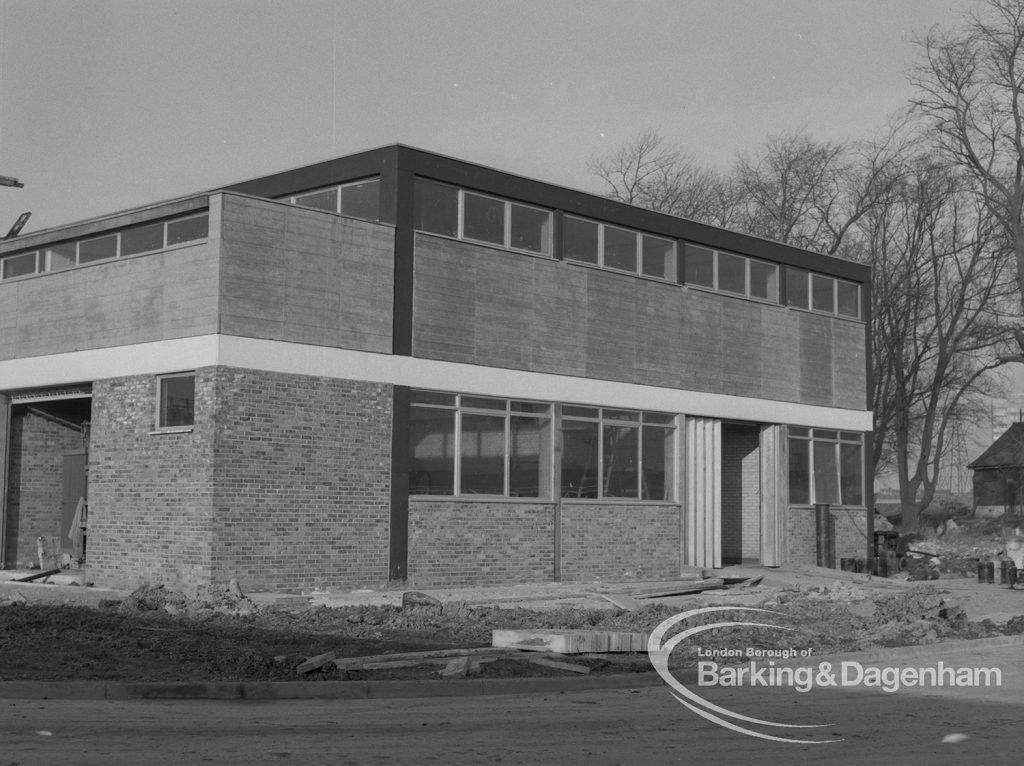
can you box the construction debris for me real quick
[633,578,726,598]
[491,628,648,654]
[13,569,61,584]
[295,651,336,675]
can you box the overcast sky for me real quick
[0,0,971,233]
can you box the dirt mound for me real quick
[109,580,257,617]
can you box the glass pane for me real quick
[410,390,455,406]
[294,188,339,213]
[409,405,455,495]
[840,442,863,505]
[413,179,458,237]
[717,251,746,294]
[562,216,599,265]
[785,268,809,308]
[813,441,839,504]
[788,437,810,504]
[462,192,505,245]
[749,260,778,301]
[683,244,714,287]
[160,375,195,428]
[837,280,860,317]
[462,396,505,411]
[643,412,675,425]
[122,222,165,255]
[340,179,379,220]
[813,429,838,441]
[563,405,598,419]
[510,416,543,498]
[166,214,209,245]
[641,235,675,280]
[561,419,599,498]
[46,243,76,271]
[510,401,549,415]
[1,251,38,278]
[603,424,639,498]
[78,234,117,264]
[641,425,672,500]
[460,413,506,494]
[811,274,835,312]
[788,426,810,438]
[604,409,640,422]
[603,225,637,272]
[509,203,551,254]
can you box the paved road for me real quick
[3,644,1022,765]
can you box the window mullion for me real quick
[504,410,511,497]
[453,407,463,497]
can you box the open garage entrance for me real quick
[1,388,91,571]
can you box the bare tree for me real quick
[588,129,734,226]
[911,0,1024,359]
[860,157,1016,529]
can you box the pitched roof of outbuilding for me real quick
[969,422,1024,469]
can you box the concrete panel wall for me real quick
[218,195,395,353]
[0,242,220,362]
[413,235,867,410]
[208,368,392,592]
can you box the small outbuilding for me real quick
[968,422,1024,518]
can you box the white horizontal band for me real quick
[0,334,872,431]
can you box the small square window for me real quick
[683,244,714,287]
[509,203,551,254]
[293,188,339,213]
[166,215,208,246]
[1,251,38,279]
[811,274,835,312]
[563,217,599,265]
[339,179,380,220]
[45,243,77,271]
[462,192,505,246]
[603,226,637,272]
[122,222,165,256]
[785,268,809,308]
[158,374,195,428]
[78,234,118,264]
[641,235,676,280]
[836,280,860,318]
[414,179,459,237]
[717,251,746,294]
[749,259,778,301]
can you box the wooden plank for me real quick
[13,568,61,583]
[633,578,726,598]
[295,651,336,674]
[528,657,591,674]
[491,629,648,654]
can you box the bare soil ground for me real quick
[2,578,1022,683]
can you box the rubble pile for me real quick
[108,580,257,617]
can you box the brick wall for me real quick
[721,425,761,564]
[407,501,554,586]
[559,503,681,581]
[4,409,82,568]
[209,368,392,592]
[88,373,216,588]
[785,506,869,565]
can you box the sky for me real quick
[0,0,973,234]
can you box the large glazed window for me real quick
[408,392,552,498]
[560,407,675,501]
[785,267,861,319]
[684,243,778,301]
[787,427,863,506]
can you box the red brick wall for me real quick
[407,501,554,586]
[4,409,82,568]
[88,373,216,588]
[209,368,392,592]
[785,506,869,565]
[559,503,681,581]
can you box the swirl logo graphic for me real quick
[647,606,840,744]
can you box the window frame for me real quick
[784,268,861,320]
[413,179,554,257]
[279,177,381,221]
[787,427,864,506]
[682,243,779,302]
[155,372,197,431]
[562,214,678,281]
